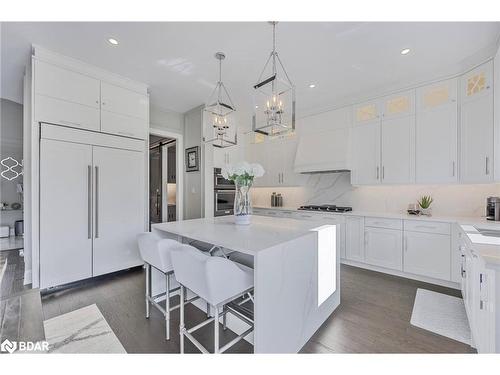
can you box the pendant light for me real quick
[252,21,295,136]
[203,52,237,148]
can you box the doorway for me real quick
[149,135,177,228]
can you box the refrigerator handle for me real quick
[95,166,99,238]
[87,165,92,239]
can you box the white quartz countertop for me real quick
[152,215,331,256]
[254,205,500,227]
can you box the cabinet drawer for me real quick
[293,212,319,220]
[365,217,402,230]
[404,220,451,235]
[35,94,100,132]
[101,110,147,139]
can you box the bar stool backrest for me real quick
[171,246,253,306]
[137,232,182,272]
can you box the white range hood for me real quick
[293,128,350,174]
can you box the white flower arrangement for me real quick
[221,161,265,185]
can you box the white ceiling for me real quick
[2,22,500,119]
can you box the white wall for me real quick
[150,105,184,134]
[252,172,500,218]
[183,105,203,219]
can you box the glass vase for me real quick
[234,179,253,225]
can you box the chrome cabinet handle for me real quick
[382,166,385,180]
[485,156,490,175]
[87,165,92,239]
[452,161,455,177]
[95,166,99,238]
[376,166,379,180]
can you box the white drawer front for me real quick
[293,212,320,220]
[365,217,402,230]
[404,220,451,235]
[35,94,100,132]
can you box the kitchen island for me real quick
[152,215,340,353]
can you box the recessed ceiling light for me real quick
[107,38,119,45]
[255,105,259,109]
[401,48,410,55]
[309,84,316,88]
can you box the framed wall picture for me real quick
[185,146,200,172]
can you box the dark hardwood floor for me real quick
[1,249,45,344]
[40,262,475,354]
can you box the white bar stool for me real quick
[137,232,200,340]
[171,245,254,354]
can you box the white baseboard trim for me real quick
[341,259,460,290]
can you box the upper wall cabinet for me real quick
[100,82,149,139]
[415,78,458,184]
[34,61,101,131]
[353,99,381,125]
[460,61,494,183]
[33,52,149,140]
[351,119,381,185]
[380,90,415,184]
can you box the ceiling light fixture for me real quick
[252,21,295,137]
[309,84,316,88]
[203,52,237,148]
[107,38,119,45]
[401,48,410,55]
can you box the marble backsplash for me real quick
[251,172,500,218]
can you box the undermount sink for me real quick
[475,227,500,238]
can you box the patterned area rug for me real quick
[43,304,126,353]
[410,288,471,345]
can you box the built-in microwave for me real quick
[214,167,235,190]
[214,189,235,217]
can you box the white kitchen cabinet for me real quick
[92,146,144,276]
[247,136,305,187]
[100,82,149,139]
[364,227,403,271]
[460,61,494,183]
[353,99,381,125]
[380,90,415,184]
[351,120,381,185]
[35,60,101,109]
[213,134,245,168]
[415,79,458,183]
[380,115,415,184]
[34,60,101,131]
[345,216,365,262]
[403,231,451,280]
[40,139,93,288]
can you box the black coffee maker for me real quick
[486,197,500,221]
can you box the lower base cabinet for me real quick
[364,227,403,271]
[345,216,365,262]
[403,231,451,280]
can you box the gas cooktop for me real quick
[298,204,353,213]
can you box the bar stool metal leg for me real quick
[145,263,151,319]
[222,305,227,331]
[214,305,219,354]
[165,273,171,340]
[179,285,185,354]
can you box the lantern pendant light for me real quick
[252,21,295,136]
[203,52,237,148]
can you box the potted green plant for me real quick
[418,195,434,216]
